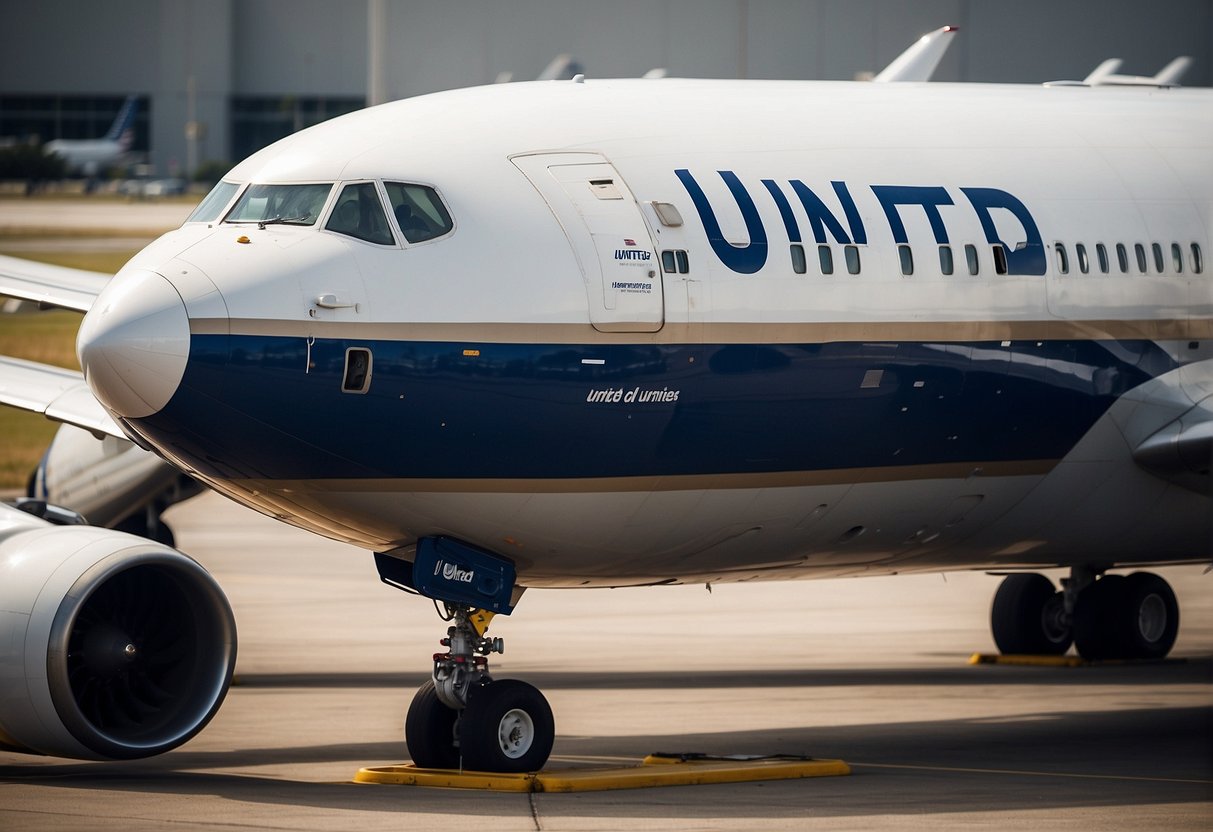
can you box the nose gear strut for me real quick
[433,604,503,710]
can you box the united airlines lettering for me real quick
[676,169,1047,276]
[614,249,652,261]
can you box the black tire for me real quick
[405,680,461,769]
[1120,572,1179,660]
[458,679,554,773]
[991,573,1072,655]
[1073,574,1127,660]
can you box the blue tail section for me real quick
[104,96,139,143]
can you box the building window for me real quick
[230,96,364,166]
[0,94,150,155]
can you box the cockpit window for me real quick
[384,182,453,243]
[187,180,241,223]
[325,182,395,245]
[226,183,333,226]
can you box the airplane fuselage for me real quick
[79,79,1212,587]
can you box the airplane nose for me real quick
[77,270,190,418]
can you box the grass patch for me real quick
[0,246,111,489]
[0,308,83,489]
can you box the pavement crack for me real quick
[528,789,543,831]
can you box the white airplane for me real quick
[43,95,139,177]
[0,71,1210,774]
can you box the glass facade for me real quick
[229,96,363,163]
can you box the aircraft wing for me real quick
[0,355,122,439]
[0,253,110,312]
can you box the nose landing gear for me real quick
[375,543,555,773]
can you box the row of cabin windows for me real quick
[787,242,1003,277]
[1054,241,1204,276]
[780,241,1205,278]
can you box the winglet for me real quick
[873,25,959,83]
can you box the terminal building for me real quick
[1,0,1209,180]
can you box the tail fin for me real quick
[104,96,139,148]
[873,25,959,83]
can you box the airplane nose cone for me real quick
[77,270,190,418]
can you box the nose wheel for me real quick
[459,679,553,772]
[404,603,554,773]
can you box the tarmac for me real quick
[1,198,1211,828]
[1,491,1210,830]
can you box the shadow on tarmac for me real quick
[2,662,1209,820]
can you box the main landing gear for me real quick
[991,567,1179,661]
[405,603,554,772]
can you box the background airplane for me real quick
[43,95,138,179]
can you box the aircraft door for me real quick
[513,153,663,333]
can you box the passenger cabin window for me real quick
[993,245,1008,275]
[1076,243,1089,274]
[1171,243,1183,273]
[1054,243,1069,274]
[326,182,394,245]
[227,182,333,226]
[1116,243,1129,273]
[790,244,807,274]
[818,245,834,275]
[188,180,241,223]
[845,245,861,275]
[939,245,953,275]
[385,182,453,243]
[965,244,979,275]
[1096,243,1109,274]
[897,244,913,276]
[1152,243,1164,273]
[1193,243,1204,274]
[1135,244,1147,274]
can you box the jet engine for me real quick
[0,504,236,759]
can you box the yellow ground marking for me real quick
[354,754,850,792]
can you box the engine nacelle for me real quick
[0,505,236,759]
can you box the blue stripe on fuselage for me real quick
[131,333,1172,482]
